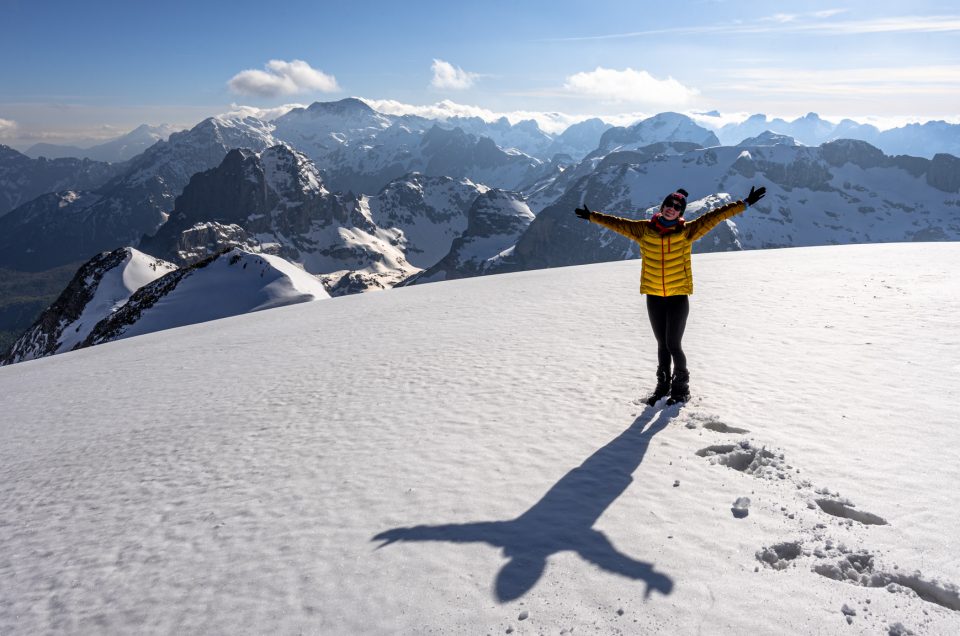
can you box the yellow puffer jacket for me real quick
[587,200,747,296]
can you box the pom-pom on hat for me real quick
[662,188,688,213]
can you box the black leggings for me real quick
[646,295,690,373]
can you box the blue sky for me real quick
[1,0,958,147]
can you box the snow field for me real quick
[1,243,958,634]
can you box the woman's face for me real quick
[661,199,683,221]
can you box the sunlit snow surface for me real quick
[1,243,958,634]
[57,248,176,353]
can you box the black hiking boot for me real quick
[666,369,690,405]
[644,368,671,406]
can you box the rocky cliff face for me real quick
[139,145,493,295]
[404,190,535,284]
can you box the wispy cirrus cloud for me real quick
[718,65,960,97]
[430,59,479,90]
[228,60,339,98]
[549,12,960,40]
[563,67,699,105]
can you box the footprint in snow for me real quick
[695,441,788,479]
[692,420,951,620]
[814,498,888,526]
[813,552,960,612]
[684,412,750,434]
[697,442,889,525]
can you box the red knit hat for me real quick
[662,188,689,213]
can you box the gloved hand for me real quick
[575,203,591,219]
[745,186,766,206]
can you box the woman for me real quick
[575,185,766,405]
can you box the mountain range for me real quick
[0,145,124,217]
[24,124,179,163]
[2,99,960,364]
[0,116,277,271]
[713,112,960,159]
[488,138,960,276]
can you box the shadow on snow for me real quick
[373,406,679,602]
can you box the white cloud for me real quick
[563,67,699,105]
[0,118,17,138]
[357,97,646,134]
[430,59,478,90]
[360,96,960,137]
[228,60,339,98]
[222,103,306,121]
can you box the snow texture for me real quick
[80,248,329,347]
[0,243,958,634]
[58,248,176,352]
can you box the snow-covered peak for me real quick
[737,131,801,147]
[78,248,329,349]
[595,113,720,155]
[0,247,176,365]
[122,115,276,190]
[260,144,327,197]
[273,98,394,155]
[193,115,278,149]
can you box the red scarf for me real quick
[650,213,685,235]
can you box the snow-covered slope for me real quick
[1,243,958,634]
[78,248,328,348]
[365,173,489,268]
[0,247,176,365]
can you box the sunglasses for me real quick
[663,201,683,211]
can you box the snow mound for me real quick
[80,248,329,347]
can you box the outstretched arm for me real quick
[372,520,511,548]
[575,203,646,241]
[685,186,765,242]
[577,530,674,598]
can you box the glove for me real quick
[745,186,766,206]
[575,203,591,219]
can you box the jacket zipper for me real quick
[661,236,667,296]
